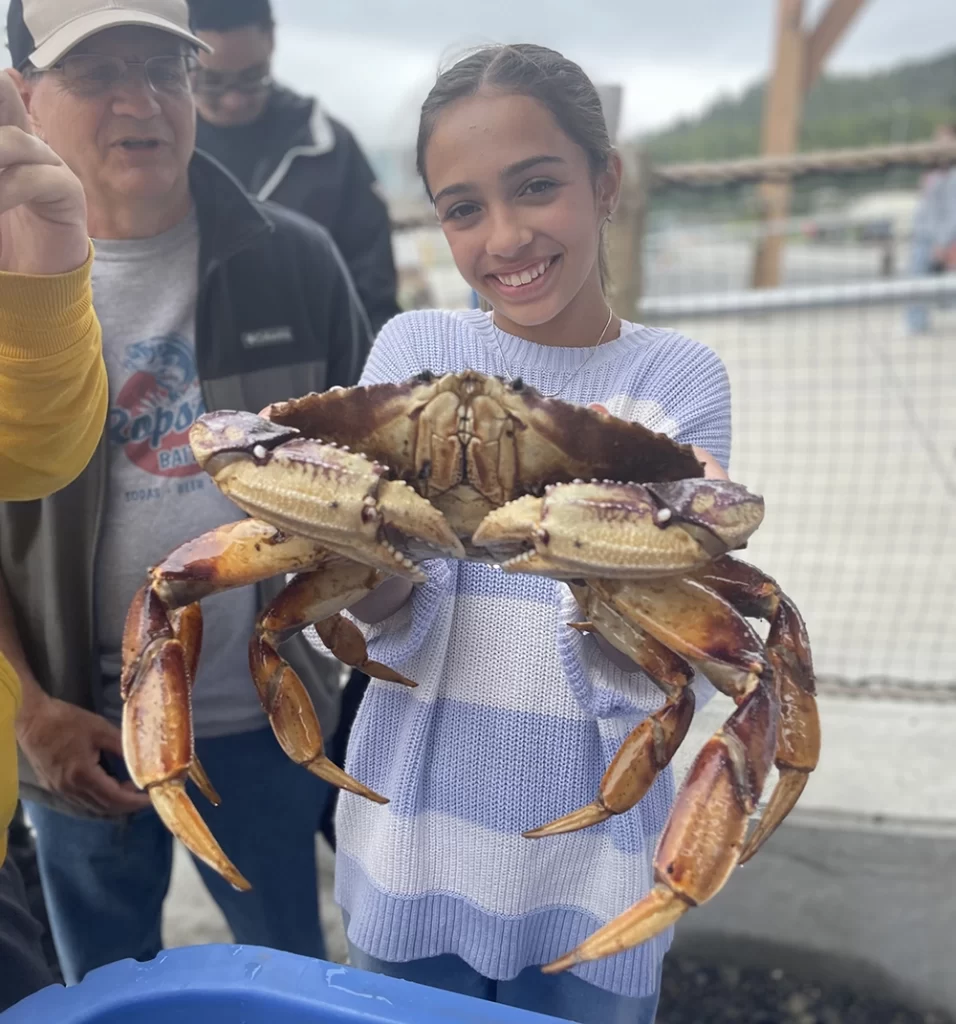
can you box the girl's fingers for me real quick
[692,446,730,481]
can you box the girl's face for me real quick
[425,90,620,336]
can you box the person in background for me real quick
[906,122,956,334]
[188,0,404,850]
[0,0,371,987]
[0,71,107,1010]
[187,1,403,840]
[188,0,401,335]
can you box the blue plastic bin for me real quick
[1,944,569,1023]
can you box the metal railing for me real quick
[639,274,956,694]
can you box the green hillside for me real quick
[640,47,956,164]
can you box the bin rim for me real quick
[1,943,567,1023]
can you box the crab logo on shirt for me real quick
[108,334,206,478]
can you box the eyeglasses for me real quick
[189,67,273,99]
[48,54,199,97]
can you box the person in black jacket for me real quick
[188,0,402,334]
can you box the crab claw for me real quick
[190,411,464,578]
[472,480,763,579]
[122,625,250,891]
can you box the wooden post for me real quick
[607,146,649,319]
[751,0,869,288]
[751,0,806,288]
[804,0,868,90]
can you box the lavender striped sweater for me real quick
[327,309,732,998]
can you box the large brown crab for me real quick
[121,370,819,972]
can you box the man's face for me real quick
[192,26,273,127]
[21,26,196,210]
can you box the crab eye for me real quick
[414,370,436,383]
[510,378,525,392]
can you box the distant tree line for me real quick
[638,48,956,219]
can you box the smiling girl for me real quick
[330,44,732,1024]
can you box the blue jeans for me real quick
[0,851,53,1011]
[346,932,661,1024]
[24,726,331,985]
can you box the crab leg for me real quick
[743,594,818,862]
[121,519,349,889]
[166,604,220,806]
[685,558,820,862]
[526,585,697,837]
[544,669,779,973]
[525,691,696,838]
[526,575,768,843]
[258,566,416,688]
[250,561,421,804]
[586,576,769,697]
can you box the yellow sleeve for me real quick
[0,245,108,501]
[0,653,18,854]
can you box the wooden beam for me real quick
[751,0,805,288]
[607,147,649,319]
[805,0,869,91]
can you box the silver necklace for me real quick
[489,306,615,400]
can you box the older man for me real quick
[0,0,371,984]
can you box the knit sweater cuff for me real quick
[555,584,666,720]
[359,559,455,668]
[0,243,95,359]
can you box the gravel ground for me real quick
[657,957,953,1024]
[7,829,948,1024]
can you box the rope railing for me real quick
[649,139,956,188]
[389,139,956,230]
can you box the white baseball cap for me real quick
[7,0,212,70]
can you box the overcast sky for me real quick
[4,0,954,147]
[266,0,955,148]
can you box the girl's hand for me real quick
[691,445,730,481]
[587,405,729,481]
[349,576,415,624]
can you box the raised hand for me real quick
[0,71,89,275]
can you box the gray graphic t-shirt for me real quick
[95,210,265,737]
